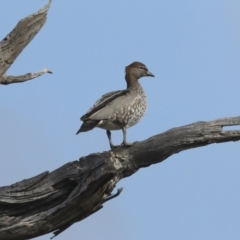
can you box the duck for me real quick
[76,61,154,149]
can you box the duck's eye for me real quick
[139,66,146,71]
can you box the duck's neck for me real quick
[125,72,140,90]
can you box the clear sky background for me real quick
[1,1,240,239]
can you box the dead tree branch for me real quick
[0,116,239,239]
[0,0,52,85]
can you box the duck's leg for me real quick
[106,130,117,150]
[121,126,133,147]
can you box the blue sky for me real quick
[1,1,240,239]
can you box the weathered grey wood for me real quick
[0,0,52,85]
[0,116,239,239]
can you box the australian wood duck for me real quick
[76,61,154,149]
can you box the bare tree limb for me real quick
[0,0,52,85]
[0,116,239,240]
[0,67,52,85]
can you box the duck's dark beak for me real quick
[146,71,154,77]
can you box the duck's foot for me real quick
[121,141,138,147]
[109,143,119,150]
[110,141,138,150]
[107,130,138,150]
[109,142,130,150]
[121,141,133,147]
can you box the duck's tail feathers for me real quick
[76,120,100,134]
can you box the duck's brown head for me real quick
[125,62,154,88]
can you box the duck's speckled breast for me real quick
[125,85,147,128]
[97,84,147,130]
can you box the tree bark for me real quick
[0,0,52,85]
[0,116,239,239]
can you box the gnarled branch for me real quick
[0,116,239,239]
[0,0,52,85]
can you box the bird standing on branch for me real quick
[76,62,154,149]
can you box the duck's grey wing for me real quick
[81,90,129,121]
[89,91,137,120]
